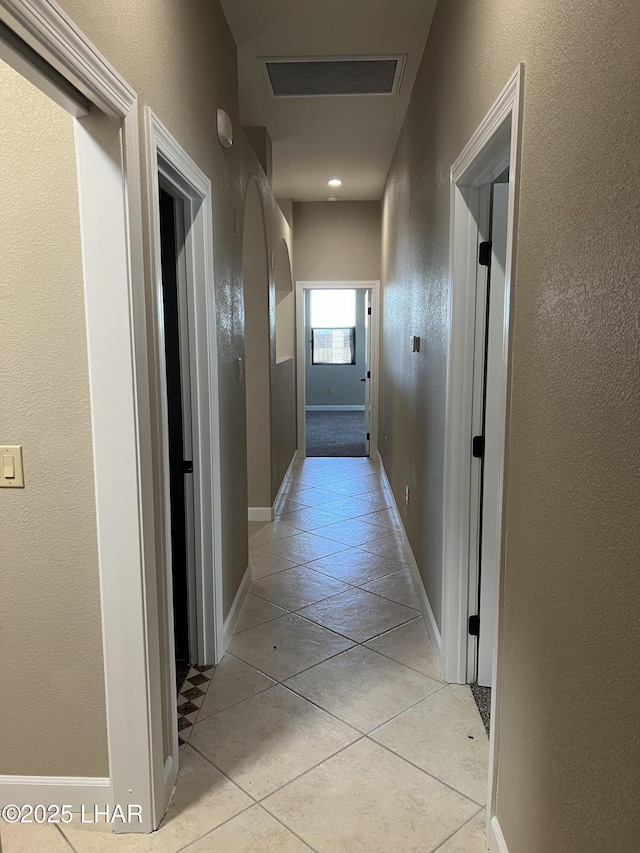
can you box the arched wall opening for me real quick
[272,236,297,492]
[275,237,294,361]
[241,178,271,511]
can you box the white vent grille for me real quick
[260,55,406,98]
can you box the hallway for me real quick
[8,458,489,852]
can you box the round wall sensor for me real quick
[217,108,233,149]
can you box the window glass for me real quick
[310,289,356,328]
[311,327,356,364]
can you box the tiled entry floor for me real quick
[2,457,489,853]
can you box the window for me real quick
[312,327,356,364]
[310,289,356,365]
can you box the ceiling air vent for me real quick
[260,55,406,98]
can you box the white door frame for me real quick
[296,281,380,459]
[0,0,163,833]
[145,110,224,799]
[440,64,524,846]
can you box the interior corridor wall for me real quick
[0,59,108,776]
[243,179,271,509]
[293,201,381,282]
[379,1,640,850]
[54,0,294,602]
[47,0,294,772]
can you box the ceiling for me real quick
[220,0,437,202]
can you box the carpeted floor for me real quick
[471,683,491,737]
[306,410,367,457]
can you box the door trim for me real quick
[146,112,225,760]
[295,281,380,459]
[0,0,161,833]
[440,64,524,835]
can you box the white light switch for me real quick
[0,446,24,488]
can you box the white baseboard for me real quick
[377,452,443,670]
[249,453,297,523]
[222,564,252,653]
[278,452,298,491]
[0,776,111,811]
[305,405,365,411]
[248,507,274,522]
[489,816,509,852]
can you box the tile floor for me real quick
[1,457,489,853]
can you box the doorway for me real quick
[441,65,523,847]
[158,185,196,691]
[468,170,509,731]
[296,281,380,459]
[147,109,225,809]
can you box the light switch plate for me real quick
[1,445,24,488]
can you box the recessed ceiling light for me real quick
[328,178,342,187]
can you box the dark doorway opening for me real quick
[159,186,191,693]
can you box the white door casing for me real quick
[364,289,372,456]
[441,64,524,844]
[477,180,510,688]
[296,281,380,459]
[146,107,225,806]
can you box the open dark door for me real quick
[159,187,190,684]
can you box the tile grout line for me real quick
[367,735,487,809]
[254,803,319,853]
[178,461,481,848]
[173,801,256,853]
[198,628,443,729]
[184,740,261,805]
[256,734,368,806]
[279,671,448,739]
[252,541,411,581]
[55,822,78,852]
[191,724,368,810]
[431,804,485,852]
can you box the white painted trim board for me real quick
[248,450,297,522]
[145,107,224,667]
[489,816,510,852]
[0,777,111,812]
[222,564,252,653]
[305,405,365,411]
[377,452,442,666]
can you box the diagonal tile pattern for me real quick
[8,456,489,853]
[177,664,215,744]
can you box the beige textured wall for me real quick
[243,179,272,508]
[54,0,295,616]
[380,1,640,850]
[275,238,295,360]
[0,59,108,776]
[272,235,297,498]
[293,201,381,281]
[272,358,297,499]
[0,0,297,776]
